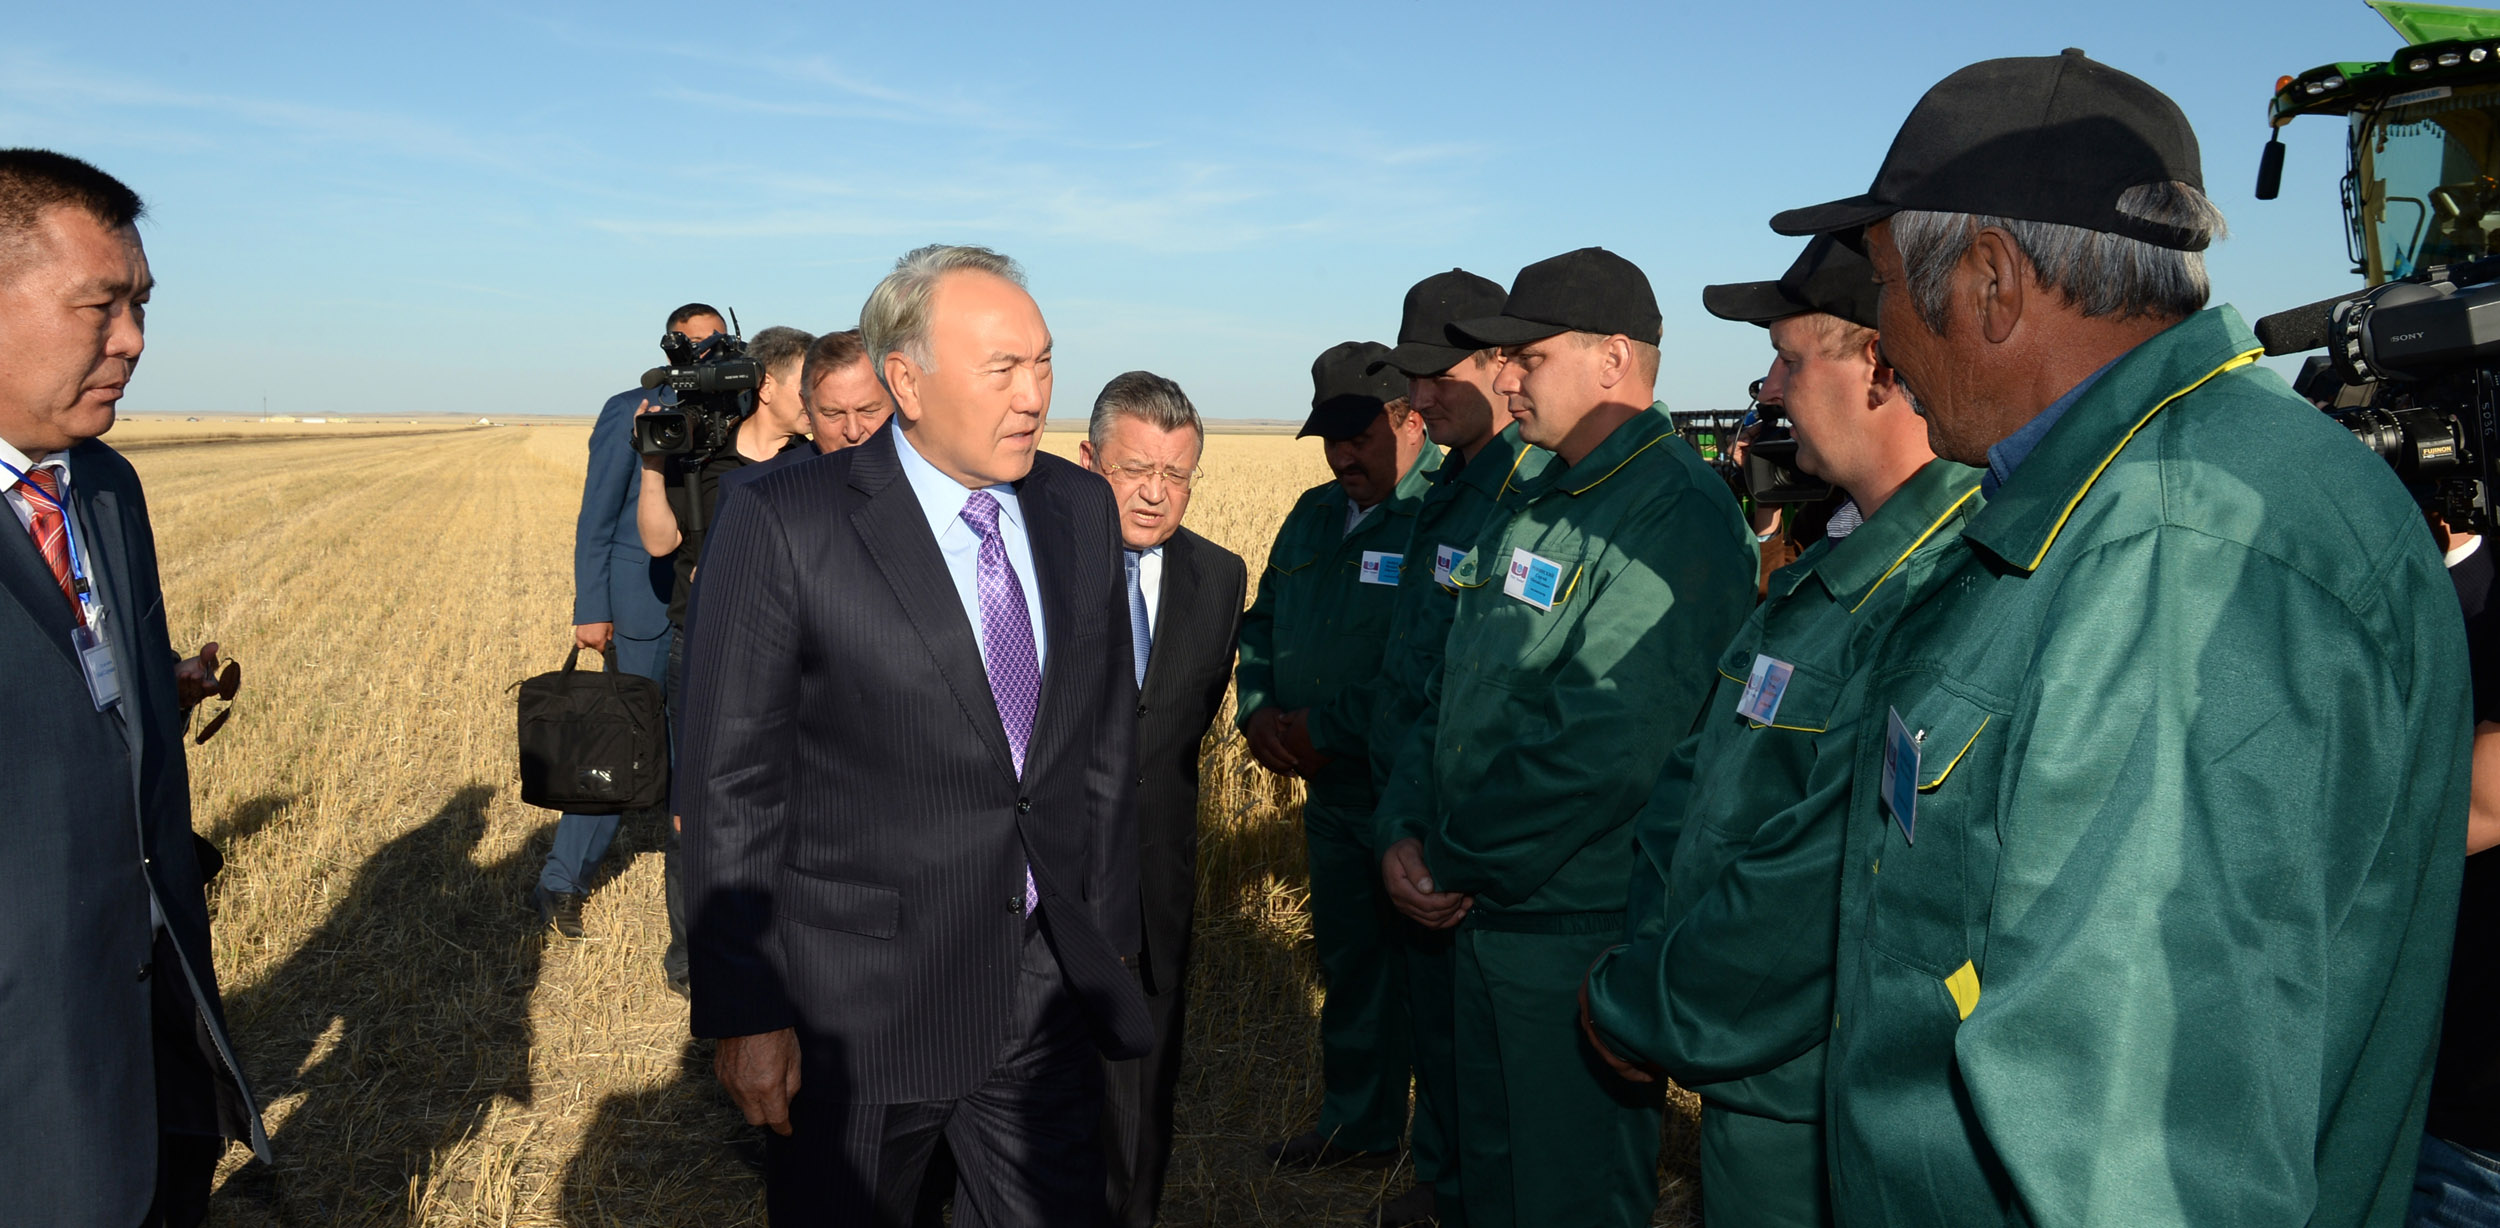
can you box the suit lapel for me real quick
[69,449,147,758]
[1022,462,1083,740]
[1140,531,1200,694]
[846,431,1019,781]
[0,461,82,663]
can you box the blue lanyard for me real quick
[0,456,97,616]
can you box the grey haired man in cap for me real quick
[1776,49,2467,1226]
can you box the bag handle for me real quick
[560,645,624,674]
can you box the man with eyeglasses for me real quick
[1079,371,1247,1228]
[1237,341,1435,1173]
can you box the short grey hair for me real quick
[746,325,815,385]
[1088,370,1202,454]
[859,244,1026,374]
[1891,181,2226,332]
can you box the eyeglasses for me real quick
[1104,461,1201,490]
[194,657,241,745]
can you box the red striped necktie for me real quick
[15,467,83,625]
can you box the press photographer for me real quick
[631,321,811,995]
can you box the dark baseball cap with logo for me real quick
[1771,48,2209,251]
[1379,268,1509,377]
[1701,235,1881,330]
[1300,341,1406,440]
[1451,247,1662,348]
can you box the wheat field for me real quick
[124,421,1700,1226]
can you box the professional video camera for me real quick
[1671,381,1836,507]
[2256,266,2500,531]
[2249,4,2500,532]
[632,327,762,461]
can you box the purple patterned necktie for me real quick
[960,490,1041,913]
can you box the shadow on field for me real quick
[208,791,297,845]
[557,1038,770,1227]
[214,784,546,1223]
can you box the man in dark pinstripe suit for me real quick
[678,244,1154,1226]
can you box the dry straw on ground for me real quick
[132,422,1700,1226]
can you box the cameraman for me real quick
[2418,511,2500,1224]
[633,322,812,996]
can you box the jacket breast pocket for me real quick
[1864,683,2001,982]
[780,869,902,940]
[1712,640,1841,734]
[1457,545,1591,672]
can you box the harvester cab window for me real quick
[2362,85,2500,279]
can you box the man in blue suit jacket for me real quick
[532,301,724,940]
[0,149,267,1228]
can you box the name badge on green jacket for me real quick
[1735,654,1794,725]
[1504,547,1563,610]
[1361,550,1403,585]
[1434,542,1464,587]
[1883,707,1920,843]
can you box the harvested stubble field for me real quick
[132,421,1699,1226]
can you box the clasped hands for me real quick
[1243,706,1330,777]
[1378,838,1663,1089]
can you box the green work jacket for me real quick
[1585,459,1983,1124]
[1826,307,2470,1228]
[1367,424,1552,831]
[1378,405,1755,919]
[1235,446,1441,807]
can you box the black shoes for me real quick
[1262,1129,1397,1172]
[1375,1183,1437,1227]
[531,886,587,939]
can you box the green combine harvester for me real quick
[2252,1,2500,530]
[2262,2,2500,282]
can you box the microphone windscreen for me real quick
[2254,292,2360,356]
[639,366,672,390]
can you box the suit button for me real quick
[1135,775,1146,786]
[136,963,152,982]
[1009,896,1025,915]
[1136,703,1148,716]
[1017,798,1032,814]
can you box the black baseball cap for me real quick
[1451,248,1662,348]
[1701,236,1881,330]
[1771,49,2208,251]
[1378,269,1509,377]
[1301,341,1405,440]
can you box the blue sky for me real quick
[0,1,2406,420]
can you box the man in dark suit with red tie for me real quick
[1078,371,1247,1227]
[0,148,266,1227]
[679,243,1153,1225]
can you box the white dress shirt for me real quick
[894,427,1049,676]
[1132,543,1163,637]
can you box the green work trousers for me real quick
[1699,1104,1830,1228]
[1454,925,1662,1228]
[1406,922,1458,1211]
[1304,798,1412,1152]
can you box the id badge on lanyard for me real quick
[3,459,118,710]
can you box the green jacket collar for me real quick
[1961,306,2264,575]
[1533,403,1677,499]
[1394,438,1444,504]
[1333,440,1443,532]
[1794,460,1986,608]
[1440,422,1537,498]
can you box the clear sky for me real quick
[0,1,2408,421]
